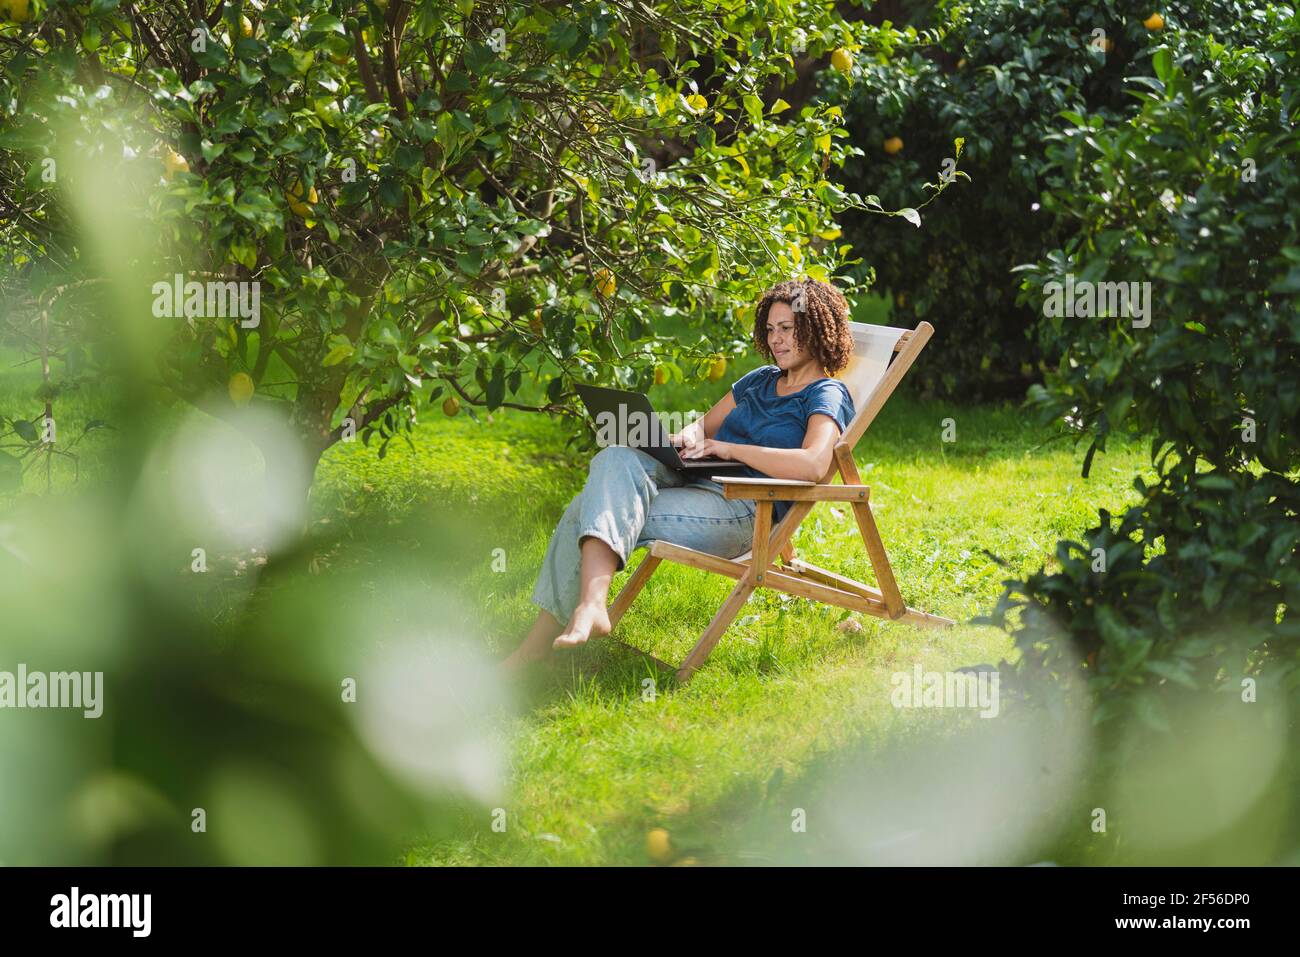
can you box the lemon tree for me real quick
[0,0,954,501]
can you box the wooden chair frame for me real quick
[606,320,955,681]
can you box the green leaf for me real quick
[1268,266,1300,293]
[322,344,353,367]
[1194,474,1237,492]
[547,22,579,53]
[1144,659,1198,689]
[456,249,484,277]
[1104,390,1132,429]
[486,362,506,410]
[1152,48,1174,84]
[308,14,346,35]
[1201,575,1225,610]
[378,177,404,208]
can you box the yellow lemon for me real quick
[529,307,544,334]
[240,15,254,38]
[707,357,727,382]
[228,372,254,404]
[883,136,904,155]
[685,93,708,114]
[163,148,189,180]
[830,48,853,73]
[4,0,31,23]
[653,365,667,386]
[287,179,318,217]
[645,828,672,863]
[594,267,616,298]
[442,395,460,417]
[1143,12,1164,30]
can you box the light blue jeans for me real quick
[531,446,758,624]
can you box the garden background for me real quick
[1,0,1296,865]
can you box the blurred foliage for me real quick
[829,0,1288,399]
[981,8,1300,727]
[0,471,511,864]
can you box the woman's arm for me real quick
[680,414,843,483]
[668,390,736,447]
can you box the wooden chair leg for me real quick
[608,554,661,629]
[676,578,755,682]
[834,444,905,620]
[749,501,772,586]
[850,502,906,620]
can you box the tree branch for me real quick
[350,22,383,104]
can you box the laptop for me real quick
[574,383,745,474]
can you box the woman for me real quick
[501,278,857,670]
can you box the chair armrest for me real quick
[714,475,816,486]
[714,476,870,502]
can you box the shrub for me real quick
[831,0,1285,398]
[983,9,1300,727]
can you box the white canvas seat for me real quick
[722,322,910,565]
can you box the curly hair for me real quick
[752,278,854,376]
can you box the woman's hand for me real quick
[670,420,706,449]
[680,438,736,461]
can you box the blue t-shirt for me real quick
[712,365,856,525]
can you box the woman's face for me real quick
[765,302,808,371]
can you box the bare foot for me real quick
[552,602,612,650]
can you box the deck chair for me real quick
[607,319,955,681]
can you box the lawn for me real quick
[2,343,1152,866]
[313,362,1148,866]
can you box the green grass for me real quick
[311,377,1149,866]
[2,344,1154,866]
